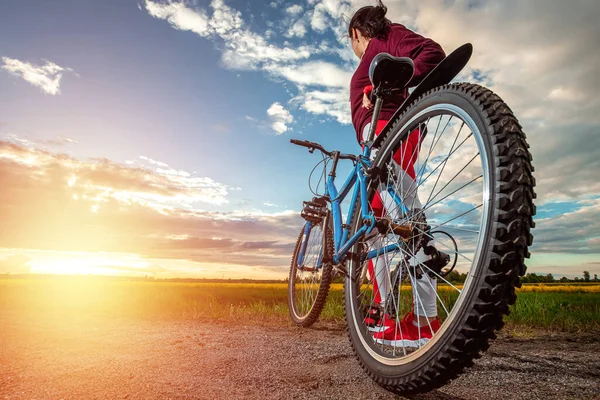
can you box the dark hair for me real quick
[348,0,391,40]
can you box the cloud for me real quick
[0,136,596,277]
[263,58,354,123]
[286,20,308,38]
[266,102,294,134]
[144,0,312,70]
[531,198,600,254]
[142,0,600,274]
[41,136,79,146]
[4,134,35,147]
[144,1,211,36]
[0,140,232,210]
[5,133,78,148]
[373,0,600,202]
[0,140,301,272]
[266,60,352,88]
[1,57,74,95]
[250,0,600,201]
[142,0,356,124]
[310,3,329,32]
[286,4,304,16]
[293,88,351,124]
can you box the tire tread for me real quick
[344,83,536,394]
[288,223,334,327]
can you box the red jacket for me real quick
[350,24,446,142]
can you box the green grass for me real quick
[509,292,599,332]
[0,277,598,333]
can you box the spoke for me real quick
[296,225,327,316]
[385,119,435,218]
[402,202,483,246]
[364,195,411,355]
[410,254,451,317]
[416,131,474,194]
[382,145,422,219]
[420,174,483,219]
[411,224,474,264]
[379,217,430,353]
[401,243,463,293]
[353,108,491,358]
[402,250,434,348]
[376,118,439,221]
[369,276,378,342]
[387,241,408,356]
[415,117,451,187]
[391,258,407,356]
[423,153,481,211]
[424,122,465,206]
[404,118,441,210]
[439,225,480,234]
[379,235,409,354]
[429,204,483,232]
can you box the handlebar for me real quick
[290,139,357,161]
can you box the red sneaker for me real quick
[367,313,396,333]
[364,306,381,327]
[363,306,396,333]
[373,312,440,348]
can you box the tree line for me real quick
[444,270,598,284]
[331,269,598,284]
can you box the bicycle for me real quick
[287,43,536,394]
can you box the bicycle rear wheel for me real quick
[344,83,535,394]
[288,219,333,327]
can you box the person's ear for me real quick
[352,28,359,41]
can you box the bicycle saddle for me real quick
[369,53,415,91]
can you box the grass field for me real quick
[1,277,598,334]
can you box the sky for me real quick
[0,0,598,279]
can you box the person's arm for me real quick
[396,27,446,86]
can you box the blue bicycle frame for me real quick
[296,140,408,270]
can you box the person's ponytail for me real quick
[348,0,391,40]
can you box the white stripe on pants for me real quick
[363,123,437,317]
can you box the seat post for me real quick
[366,96,384,143]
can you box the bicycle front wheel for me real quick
[288,219,333,327]
[344,83,535,394]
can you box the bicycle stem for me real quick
[328,151,340,179]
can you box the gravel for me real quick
[1,311,598,400]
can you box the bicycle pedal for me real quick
[301,197,329,224]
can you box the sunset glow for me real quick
[0,0,598,280]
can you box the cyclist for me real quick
[348,0,449,347]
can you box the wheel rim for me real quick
[290,222,327,320]
[349,103,492,365]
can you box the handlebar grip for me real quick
[290,139,311,147]
[290,138,333,157]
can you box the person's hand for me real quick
[362,93,373,109]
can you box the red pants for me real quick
[367,120,421,305]
[369,120,420,219]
